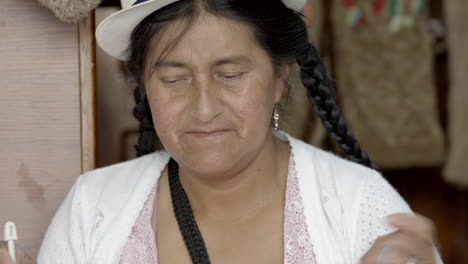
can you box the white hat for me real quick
[95,0,307,60]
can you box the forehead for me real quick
[146,13,267,67]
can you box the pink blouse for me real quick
[118,155,317,264]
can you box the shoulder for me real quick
[38,151,170,263]
[79,150,169,195]
[287,133,377,189]
[286,133,410,212]
[72,150,170,221]
[286,134,412,261]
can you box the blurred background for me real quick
[0,0,467,262]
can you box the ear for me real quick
[274,63,291,103]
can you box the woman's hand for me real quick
[0,241,36,264]
[360,213,439,264]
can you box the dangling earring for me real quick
[273,104,280,131]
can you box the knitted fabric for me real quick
[38,0,102,23]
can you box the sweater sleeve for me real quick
[351,171,444,264]
[37,175,88,264]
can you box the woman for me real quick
[1,0,442,263]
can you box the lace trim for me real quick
[284,157,317,264]
[117,186,157,264]
[119,154,317,263]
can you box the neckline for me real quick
[146,150,297,263]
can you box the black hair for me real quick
[127,0,377,262]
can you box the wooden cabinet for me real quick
[0,0,96,258]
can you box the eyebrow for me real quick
[152,55,253,72]
[214,55,252,66]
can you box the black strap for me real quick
[168,158,211,264]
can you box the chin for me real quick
[180,151,244,179]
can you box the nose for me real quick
[189,77,222,123]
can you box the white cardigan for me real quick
[37,133,443,263]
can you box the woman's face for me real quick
[144,13,286,178]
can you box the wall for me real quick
[0,0,93,257]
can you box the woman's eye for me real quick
[161,77,188,85]
[220,73,244,81]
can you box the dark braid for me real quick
[133,83,156,156]
[297,43,377,170]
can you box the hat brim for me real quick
[96,0,306,61]
[96,0,180,61]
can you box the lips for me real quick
[187,129,232,138]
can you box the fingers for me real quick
[14,244,37,264]
[375,244,410,264]
[18,252,37,264]
[386,213,437,243]
[0,241,14,264]
[360,213,438,264]
[0,241,37,264]
[361,230,433,264]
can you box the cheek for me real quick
[228,77,275,134]
[146,87,184,146]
